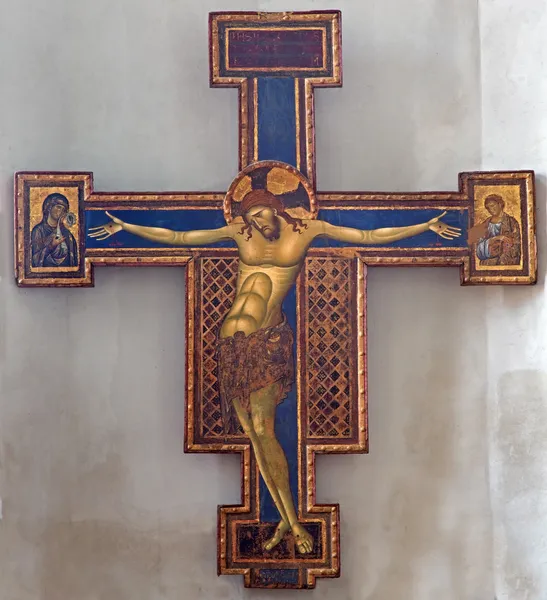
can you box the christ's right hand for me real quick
[88,211,124,241]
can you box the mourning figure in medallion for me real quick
[470,193,521,266]
[31,193,78,268]
[89,164,461,555]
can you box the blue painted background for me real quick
[257,78,297,166]
[86,209,232,248]
[316,208,467,248]
[260,284,299,524]
[86,208,467,249]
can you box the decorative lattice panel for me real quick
[199,256,242,438]
[306,258,353,438]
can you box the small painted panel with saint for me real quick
[469,193,521,266]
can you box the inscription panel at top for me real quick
[211,13,341,81]
[226,28,327,71]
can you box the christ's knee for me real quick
[252,417,275,440]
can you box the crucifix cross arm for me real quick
[88,206,461,250]
[317,210,461,244]
[89,212,237,246]
[14,9,536,591]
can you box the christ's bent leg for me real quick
[231,397,290,527]
[250,383,314,554]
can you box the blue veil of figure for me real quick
[31,193,78,268]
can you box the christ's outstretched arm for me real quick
[314,211,461,244]
[88,211,235,245]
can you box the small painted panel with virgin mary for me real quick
[31,193,78,268]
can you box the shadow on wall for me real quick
[494,369,547,600]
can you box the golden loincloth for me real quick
[217,316,295,436]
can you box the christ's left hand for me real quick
[427,212,462,240]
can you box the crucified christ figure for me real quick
[89,188,461,554]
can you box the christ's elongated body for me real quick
[89,189,460,553]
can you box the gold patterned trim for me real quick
[239,80,249,168]
[86,192,224,209]
[252,78,258,163]
[318,193,466,202]
[295,79,301,172]
[86,247,468,259]
[210,11,342,88]
[304,79,315,188]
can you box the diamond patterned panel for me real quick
[199,257,244,438]
[306,258,353,438]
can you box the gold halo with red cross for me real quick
[223,160,318,224]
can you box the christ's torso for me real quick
[219,223,312,338]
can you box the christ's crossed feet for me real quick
[263,521,314,554]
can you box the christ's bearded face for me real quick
[245,205,281,240]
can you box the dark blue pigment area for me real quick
[316,209,468,248]
[259,284,299,523]
[255,569,299,586]
[86,208,467,250]
[86,210,233,248]
[257,77,297,167]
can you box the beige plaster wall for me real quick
[0,0,543,598]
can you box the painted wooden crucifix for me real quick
[14,10,536,590]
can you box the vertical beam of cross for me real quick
[204,12,346,588]
[210,10,342,188]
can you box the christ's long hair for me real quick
[238,189,307,241]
